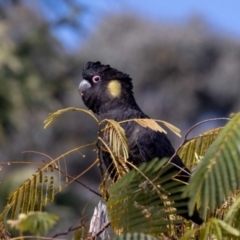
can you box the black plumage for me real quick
[79,61,203,225]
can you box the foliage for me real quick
[107,158,187,236]
[5,165,57,220]
[0,142,97,223]
[7,211,58,236]
[2,107,240,239]
[185,113,240,221]
[106,113,240,240]
[110,233,159,240]
[0,107,189,239]
[178,127,223,171]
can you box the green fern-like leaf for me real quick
[217,219,240,238]
[7,212,59,236]
[178,127,223,171]
[0,143,96,222]
[184,112,240,220]
[107,158,190,236]
[111,233,158,240]
[5,168,57,220]
[188,218,240,240]
[222,191,240,233]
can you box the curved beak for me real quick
[79,79,91,95]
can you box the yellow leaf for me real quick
[134,119,167,134]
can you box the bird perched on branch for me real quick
[78,61,203,225]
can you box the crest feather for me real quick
[83,61,131,82]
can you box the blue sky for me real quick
[38,0,240,50]
[134,1,238,29]
[130,0,240,36]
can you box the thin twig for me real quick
[52,223,85,238]
[170,117,229,164]
[74,178,102,197]
[92,221,111,239]
[54,167,102,197]
[12,236,64,240]
[183,117,229,141]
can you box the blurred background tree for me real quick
[0,0,240,238]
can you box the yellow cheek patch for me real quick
[107,80,121,98]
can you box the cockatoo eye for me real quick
[92,75,101,83]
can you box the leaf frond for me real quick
[108,158,190,236]
[154,120,181,137]
[100,119,129,163]
[111,233,158,240]
[44,107,98,129]
[133,119,167,134]
[7,212,58,236]
[0,143,96,221]
[119,119,181,137]
[222,191,240,230]
[98,136,129,180]
[178,127,223,171]
[184,113,240,220]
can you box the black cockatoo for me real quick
[78,61,203,225]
